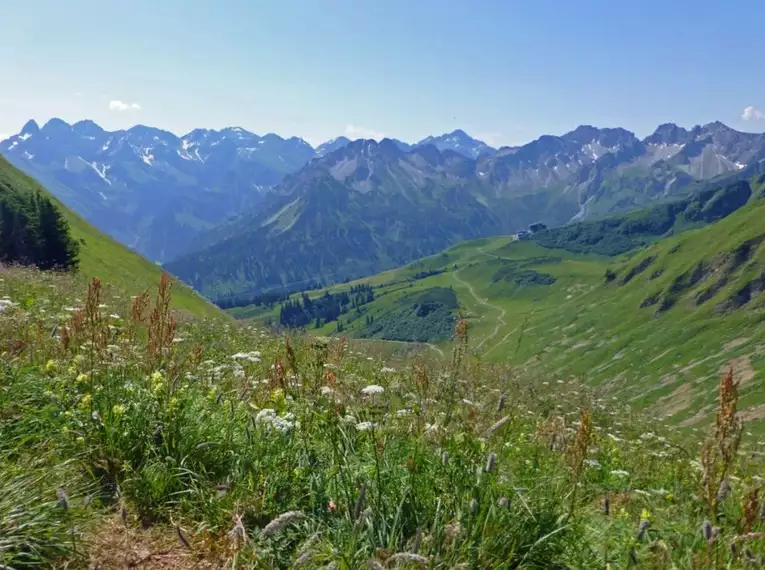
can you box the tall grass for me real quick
[1,265,765,568]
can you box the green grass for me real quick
[0,155,220,319]
[237,192,765,431]
[3,263,765,568]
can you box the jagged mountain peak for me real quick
[72,120,105,137]
[415,129,495,159]
[41,118,72,134]
[21,119,40,136]
[644,123,690,145]
[316,136,352,157]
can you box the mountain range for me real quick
[3,118,765,302]
[167,122,765,301]
[0,121,496,262]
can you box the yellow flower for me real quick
[112,404,126,418]
[150,371,164,395]
[79,394,92,408]
[76,373,89,385]
[665,493,674,501]
[270,388,286,409]
[44,360,57,374]
[641,508,652,521]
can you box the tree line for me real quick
[279,284,374,329]
[0,190,79,271]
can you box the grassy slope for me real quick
[0,156,220,318]
[237,190,765,429]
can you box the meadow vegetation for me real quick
[3,266,765,568]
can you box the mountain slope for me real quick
[0,119,315,262]
[166,139,558,301]
[169,123,765,300]
[237,172,765,424]
[416,129,496,159]
[0,155,220,318]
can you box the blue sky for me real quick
[2,0,764,147]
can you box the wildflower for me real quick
[231,351,261,363]
[717,478,732,503]
[609,469,629,477]
[260,510,306,538]
[328,500,337,512]
[150,371,164,395]
[112,404,126,418]
[470,498,478,516]
[56,487,69,510]
[488,416,510,436]
[640,508,652,522]
[386,553,428,568]
[702,520,712,541]
[255,408,295,433]
[356,421,376,432]
[380,367,395,373]
[44,359,57,374]
[320,386,334,395]
[353,483,367,521]
[361,384,385,395]
[636,519,650,541]
[585,459,602,468]
[76,373,89,384]
[293,533,320,567]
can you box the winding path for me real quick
[452,267,507,355]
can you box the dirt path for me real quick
[452,267,506,355]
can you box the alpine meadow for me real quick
[5,1,765,568]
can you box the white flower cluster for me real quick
[255,408,295,433]
[231,351,262,363]
[0,298,17,312]
[361,384,384,395]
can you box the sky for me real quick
[2,0,765,147]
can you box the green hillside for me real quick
[0,155,220,318]
[237,174,765,428]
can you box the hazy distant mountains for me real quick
[166,122,765,300]
[3,118,764,301]
[0,121,498,261]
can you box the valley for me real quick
[234,171,765,429]
[6,3,765,566]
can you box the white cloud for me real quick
[344,124,386,141]
[109,100,142,112]
[742,105,765,121]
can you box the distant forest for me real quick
[279,284,374,329]
[0,190,79,271]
